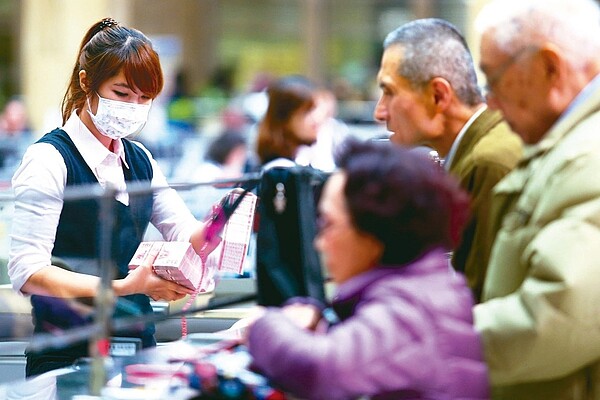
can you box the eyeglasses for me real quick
[483,46,538,97]
[316,215,352,236]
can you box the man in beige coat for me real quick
[474,0,600,398]
[374,18,522,301]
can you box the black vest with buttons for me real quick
[27,128,155,375]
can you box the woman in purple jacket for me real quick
[246,138,489,399]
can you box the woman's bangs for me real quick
[122,45,163,98]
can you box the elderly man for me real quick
[374,18,522,301]
[474,0,600,398]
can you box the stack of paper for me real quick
[129,242,205,291]
[128,189,258,292]
[216,191,258,275]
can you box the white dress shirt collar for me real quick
[444,104,487,171]
[62,111,130,171]
[63,111,130,204]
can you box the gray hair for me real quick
[383,18,483,106]
[475,0,600,71]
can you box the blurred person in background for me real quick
[238,71,273,125]
[203,129,248,181]
[0,97,32,137]
[295,87,349,172]
[374,18,523,302]
[0,97,34,180]
[223,71,274,142]
[166,69,197,137]
[178,129,249,219]
[244,138,488,399]
[255,74,320,170]
[8,17,219,377]
[474,0,600,398]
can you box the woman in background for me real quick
[255,75,320,169]
[178,129,249,219]
[245,138,489,399]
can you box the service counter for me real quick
[0,278,259,395]
[0,331,246,399]
[0,321,290,400]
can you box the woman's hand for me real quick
[228,305,267,342]
[239,303,322,345]
[190,220,223,258]
[190,188,249,258]
[281,303,322,331]
[115,247,195,301]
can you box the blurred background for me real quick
[0,0,491,160]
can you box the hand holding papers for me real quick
[206,189,257,275]
[129,189,258,291]
[129,241,207,291]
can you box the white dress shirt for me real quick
[8,112,200,293]
[443,104,487,170]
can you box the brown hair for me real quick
[256,75,316,164]
[61,18,164,124]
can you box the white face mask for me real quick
[88,93,151,140]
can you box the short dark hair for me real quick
[383,18,483,106]
[335,138,470,265]
[205,130,247,165]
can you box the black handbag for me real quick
[255,166,328,306]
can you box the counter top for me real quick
[0,330,287,400]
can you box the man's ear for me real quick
[78,70,89,92]
[429,77,452,110]
[538,45,561,83]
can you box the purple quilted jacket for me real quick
[247,248,489,399]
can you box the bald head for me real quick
[476,0,600,71]
[476,0,600,143]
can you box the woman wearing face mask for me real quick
[8,18,219,377]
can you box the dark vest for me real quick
[27,128,155,376]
